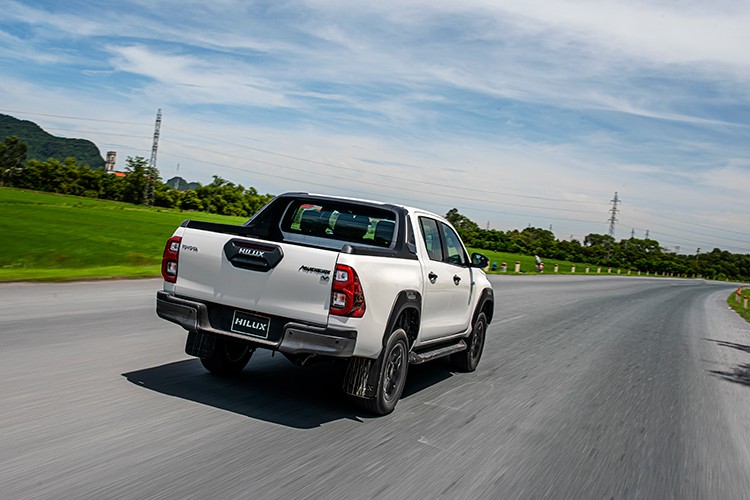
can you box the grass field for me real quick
[0,187,660,282]
[469,248,639,276]
[0,188,245,281]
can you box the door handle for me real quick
[428,272,438,284]
[453,275,461,285]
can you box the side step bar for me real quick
[409,340,467,365]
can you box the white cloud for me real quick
[107,45,295,108]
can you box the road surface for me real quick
[1,276,749,499]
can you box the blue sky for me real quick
[1,0,749,253]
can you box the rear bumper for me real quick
[156,291,357,357]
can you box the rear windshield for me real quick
[280,200,397,248]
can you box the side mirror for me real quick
[471,252,489,268]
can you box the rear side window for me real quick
[419,218,444,261]
[281,200,397,248]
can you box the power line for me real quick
[166,138,607,216]
[619,225,750,253]
[621,214,750,245]
[158,147,607,226]
[167,125,610,207]
[644,211,750,239]
[44,127,151,140]
[0,109,146,126]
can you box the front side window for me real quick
[440,223,467,266]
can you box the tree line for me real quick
[445,209,750,282]
[0,136,272,217]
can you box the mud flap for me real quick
[343,356,381,399]
[185,331,216,359]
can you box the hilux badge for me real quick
[239,247,264,257]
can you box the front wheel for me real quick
[357,329,409,415]
[451,312,487,372]
[200,337,253,376]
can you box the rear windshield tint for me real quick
[281,200,397,248]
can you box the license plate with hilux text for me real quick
[230,310,271,338]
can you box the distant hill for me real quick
[166,176,201,190]
[0,113,105,168]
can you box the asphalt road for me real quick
[2,276,750,499]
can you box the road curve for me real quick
[1,276,749,499]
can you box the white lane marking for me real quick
[493,314,526,325]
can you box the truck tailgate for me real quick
[174,228,337,326]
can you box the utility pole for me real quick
[144,108,162,206]
[631,228,635,239]
[645,229,650,239]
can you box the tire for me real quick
[200,337,253,376]
[357,329,409,415]
[451,312,487,372]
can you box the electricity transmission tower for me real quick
[144,108,162,206]
[606,192,620,260]
[607,192,620,238]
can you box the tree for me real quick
[153,182,180,208]
[550,239,583,262]
[0,136,28,185]
[445,208,481,246]
[517,227,556,255]
[121,156,149,205]
[179,190,203,211]
[583,233,617,264]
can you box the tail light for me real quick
[161,236,182,283]
[330,264,366,317]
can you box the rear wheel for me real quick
[200,337,253,376]
[451,312,487,372]
[357,329,409,415]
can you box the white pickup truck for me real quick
[156,192,494,414]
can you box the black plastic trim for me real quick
[473,287,495,325]
[384,290,422,347]
[223,239,284,272]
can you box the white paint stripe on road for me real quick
[494,314,526,325]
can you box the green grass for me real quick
[469,248,642,276]
[727,288,750,324]
[0,188,246,282]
